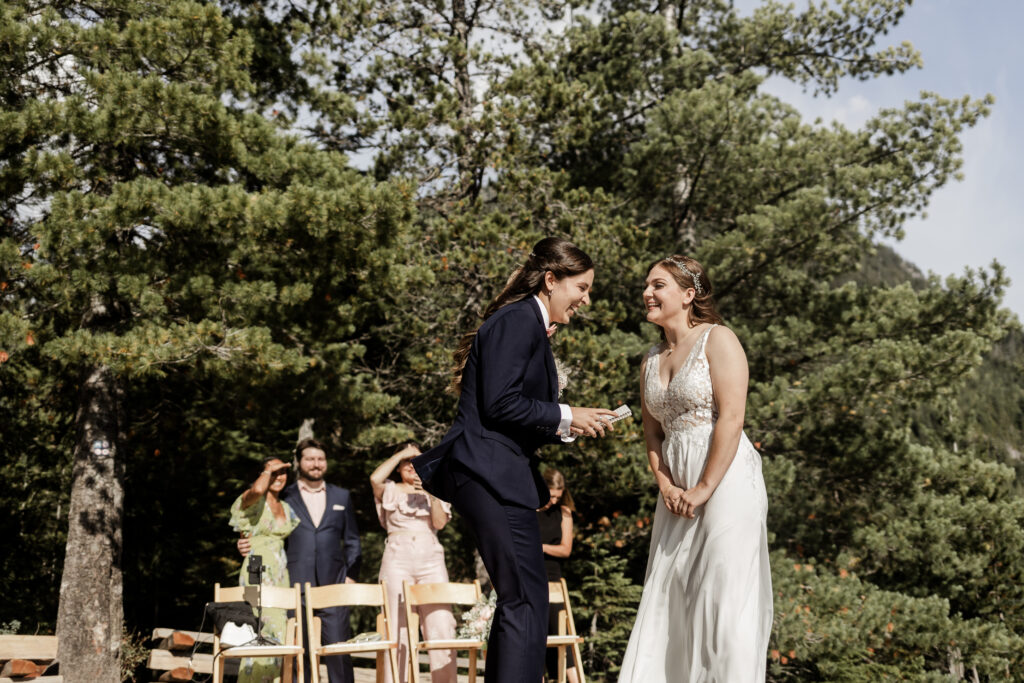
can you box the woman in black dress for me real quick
[537,468,580,683]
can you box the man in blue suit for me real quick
[240,438,361,683]
[413,237,616,682]
[283,438,361,683]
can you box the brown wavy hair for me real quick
[451,237,594,393]
[647,255,724,326]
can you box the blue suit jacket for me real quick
[414,298,563,509]
[280,482,361,586]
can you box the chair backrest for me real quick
[549,581,567,605]
[215,583,301,612]
[404,580,482,608]
[306,582,387,610]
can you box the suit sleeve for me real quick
[477,307,562,432]
[343,492,361,580]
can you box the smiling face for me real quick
[643,264,694,326]
[297,447,327,483]
[545,269,595,324]
[265,458,289,493]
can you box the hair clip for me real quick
[666,258,704,296]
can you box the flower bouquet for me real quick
[457,590,497,646]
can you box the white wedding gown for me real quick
[619,326,773,682]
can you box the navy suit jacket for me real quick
[414,298,563,509]
[280,482,361,587]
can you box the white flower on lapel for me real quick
[554,355,569,398]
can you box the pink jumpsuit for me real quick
[376,481,457,683]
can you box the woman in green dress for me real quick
[230,457,300,683]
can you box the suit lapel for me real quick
[543,340,558,402]
[528,298,560,403]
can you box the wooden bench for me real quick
[146,628,237,682]
[0,635,61,683]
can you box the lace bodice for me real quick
[643,325,718,434]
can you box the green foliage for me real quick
[119,626,151,683]
[769,552,1022,680]
[572,543,645,677]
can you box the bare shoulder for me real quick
[706,325,746,360]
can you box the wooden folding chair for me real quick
[305,581,400,683]
[211,582,304,683]
[546,578,586,683]
[403,580,485,683]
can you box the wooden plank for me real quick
[0,635,58,661]
[150,629,214,645]
[0,677,62,683]
[147,649,212,676]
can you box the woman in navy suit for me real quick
[414,237,616,683]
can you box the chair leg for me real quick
[467,649,476,683]
[212,641,222,683]
[376,651,384,683]
[571,641,586,683]
[388,644,400,683]
[310,653,319,683]
[283,655,293,683]
[558,645,566,683]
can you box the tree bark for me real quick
[56,364,124,683]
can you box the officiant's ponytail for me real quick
[451,237,593,394]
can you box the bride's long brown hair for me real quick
[451,237,594,394]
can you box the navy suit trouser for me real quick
[452,467,548,683]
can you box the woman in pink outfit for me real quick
[371,442,458,683]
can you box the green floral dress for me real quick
[229,493,300,683]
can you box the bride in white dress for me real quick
[618,255,772,682]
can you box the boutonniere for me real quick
[553,355,569,398]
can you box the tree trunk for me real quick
[56,364,124,683]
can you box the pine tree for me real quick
[0,0,411,677]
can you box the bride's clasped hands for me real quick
[661,481,712,519]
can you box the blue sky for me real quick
[737,0,1023,319]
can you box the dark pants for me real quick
[452,468,548,683]
[302,604,353,683]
